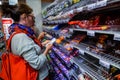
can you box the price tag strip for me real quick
[114,33,120,41]
[69,10,74,14]
[79,49,85,55]
[77,7,83,12]
[99,60,110,69]
[69,29,74,33]
[87,0,107,10]
[87,31,95,36]
[96,0,107,9]
[87,3,96,10]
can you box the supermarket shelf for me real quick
[43,0,69,18]
[70,28,120,41]
[50,52,79,80]
[43,0,120,24]
[71,57,106,80]
[43,18,70,25]
[108,0,120,4]
[72,43,120,69]
[52,46,72,68]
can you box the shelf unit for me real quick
[44,28,120,80]
[43,0,120,80]
[69,28,120,41]
[44,27,120,79]
[71,57,106,80]
[43,0,120,25]
[72,43,120,69]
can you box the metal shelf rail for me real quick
[72,43,120,69]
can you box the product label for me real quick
[45,38,56,47]
[96,0,107,9]
[69,29,73,33]
[99,60,110,69]
[114,34,120,41]
[69,10,74,14]
[87,31,95,36]
[87,3,96,10]
[77,7,83,12]
[79,49,84,55]
[115,50,120,54]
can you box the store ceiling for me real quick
[41,0,54,2]
[41,0,55,9]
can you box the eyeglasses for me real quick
[27,14,35,19]
[20,14,35,21]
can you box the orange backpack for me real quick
[0,32,38,80]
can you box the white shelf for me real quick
[43,0,120,23]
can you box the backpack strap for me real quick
[7,29,42,52]
[6,32,23,52]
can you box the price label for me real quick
[66,19,69,22]
[55,21,57,24]
[83,6,88,10]
[87,31,95,36]
[54,20,56,23]
[79,49,84,55]
[99,60,110,69]
[69,10,74,14]
[69,29,73,33]
[56,20,60,23]
[59,20,61,23]
[51,21,53,24]
[96,0,107,9]
[87,3,96,10]
[114,34,120,41]
[63,20,66,23]
[77,7,83,12]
